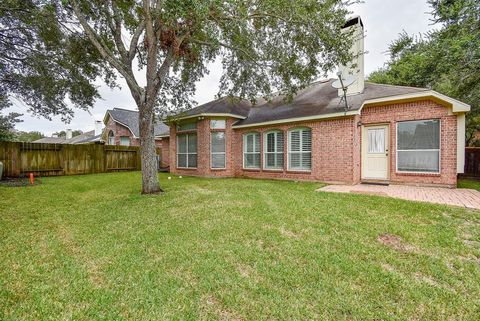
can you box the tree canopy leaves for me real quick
[368,0,479,144]
[0,0,113,121]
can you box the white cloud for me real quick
[7,0,436,135]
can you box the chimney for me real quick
[338,16,364,96]
[66,129,73,140]
[94,120,103,136]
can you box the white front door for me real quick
[362,125,389,180]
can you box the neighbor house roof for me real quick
[233,80,430,127]
[33,130,103,144]
[34,136,67,144]
[105,108,170,138]
[67,130,102,144]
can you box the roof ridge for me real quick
[112,107,139,112]
[365,81,428,91]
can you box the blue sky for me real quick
[8,0,437,135]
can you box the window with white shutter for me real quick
[243,132,261,168]
[211,132,226,168]
[264,131,284,170]
[177,133,197,168]
[288,128,311,171]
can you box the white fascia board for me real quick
[359,90,470,113]
[231,110,359,129]
[173,113,247,121]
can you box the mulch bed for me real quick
[0,177,42,187]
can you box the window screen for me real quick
[397,119,440,172]
[177,133,197,168]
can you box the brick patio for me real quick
[318,184,480,209]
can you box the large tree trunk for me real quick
[138,101,162,194]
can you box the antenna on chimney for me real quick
[332,71,357,112]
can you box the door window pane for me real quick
[368,128,385,153]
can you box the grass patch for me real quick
[1,172,480,320]
[458,178,480,191]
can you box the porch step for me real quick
[361,180,390,186]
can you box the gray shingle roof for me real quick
[234,80,429,126]
[107,108,170,137]
[33,136,66,144]
[178,96,251,119]
[33,130,104,144]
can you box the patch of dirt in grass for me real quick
[201,294,243,321]
[377,233,416,253]
[279,226,301,239]
[236,263,261,283]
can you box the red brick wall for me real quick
[167,100,458,186]
[170,118,236,177]
[232,118,357,183]
[359,100,457,187]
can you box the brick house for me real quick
[103,108,170,167]
[165,17,469,187]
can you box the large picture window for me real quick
[288,128,312,171]
[177,133,197,168]
[211,132,226,169]
[243,132,260,169]
[397,119,440,173]
[264,131,284,170]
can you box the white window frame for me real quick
[396,119,441,174]
[243,132,261,169]
[287,127,312,172]
[177,133,197,169]
[210,119,226,129]
[263,130,284,170]
[210,131,226,169]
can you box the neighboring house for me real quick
[34,121,104,144]
[103,108,170,167]
[165,16,469,188]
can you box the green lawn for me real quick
[458,178,480,191]
[1,172,480,320]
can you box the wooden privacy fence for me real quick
[464,147,480,177]
[0,141,158,178]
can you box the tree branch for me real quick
[69,0,141,100]
[128,21,145,63]
[110,0,128,62]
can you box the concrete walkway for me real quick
[318,184,480,209]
